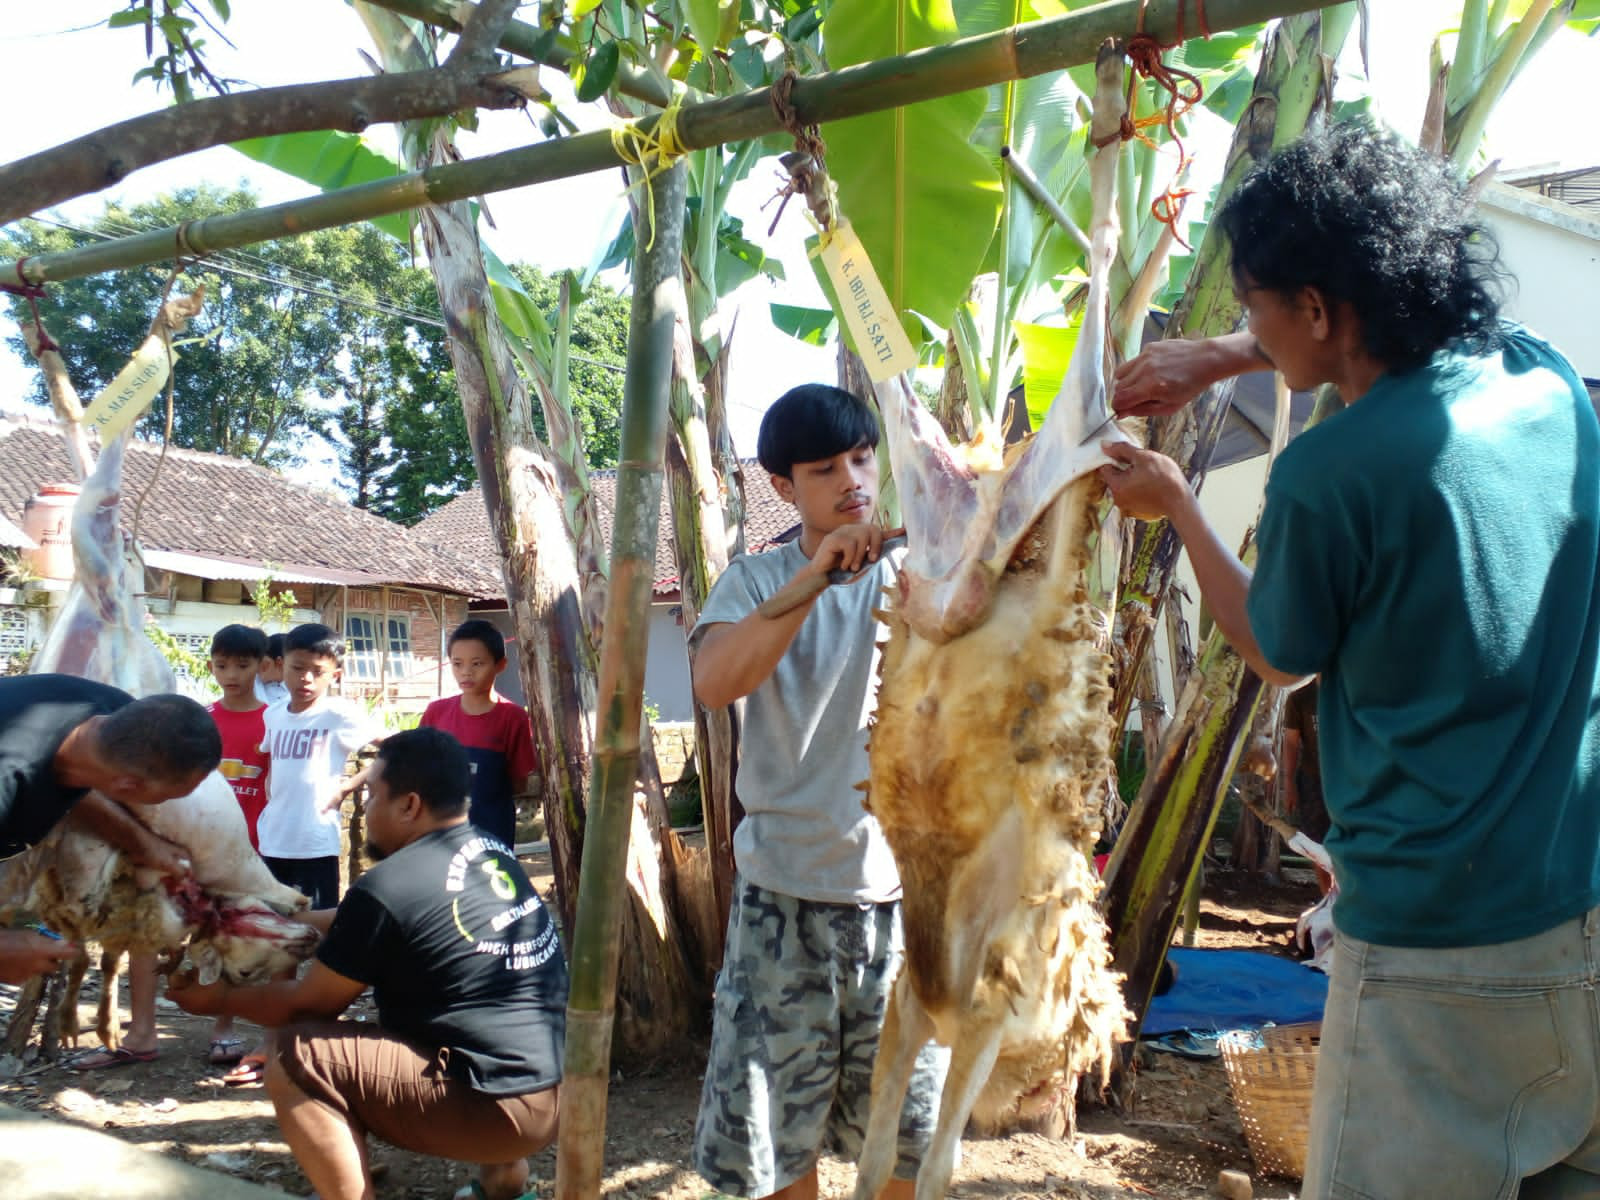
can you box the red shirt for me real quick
[209,701,270,850]
[419,694,536,847]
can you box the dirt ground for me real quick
[0,851,1322,1200]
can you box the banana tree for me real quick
[355,1,698,1057]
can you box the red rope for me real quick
[1093,0,1209,249]
[1,260,58,353]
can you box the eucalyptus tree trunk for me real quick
[363,3,695,1057]
[558,158,692,1200]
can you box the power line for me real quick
[18,215,629,375]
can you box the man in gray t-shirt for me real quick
[690,384,946,1200]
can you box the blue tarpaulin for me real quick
[1142,947,1328,1037]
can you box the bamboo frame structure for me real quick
[555,158,689,1200]
[7,0,1322,287]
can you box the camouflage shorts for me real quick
[693,878,949,1197]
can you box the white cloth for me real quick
[254,678,289,707]
[257,697,380,859]
[690,539,902,904]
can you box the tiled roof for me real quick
[416,462,798,599]
[0,413,499,597]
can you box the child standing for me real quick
[209,623,271,850]
[256,623,381,911]
[690,385,947,1200]
[255,632,288,708]
[419,619,536,849]
[205,622,271,1065]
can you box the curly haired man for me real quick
[1103,122,1600,1199]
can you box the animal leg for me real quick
[55,945,91,1050]
[95,948,123,1050]
[915,1022,1004,1200]
[3,975,44,1058]
[853,973,936,1200]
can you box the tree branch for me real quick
[445,0,520,64]
[0,64,527,227]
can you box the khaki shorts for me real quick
[1306,906,1600,1200]
[277,1021,558,1165]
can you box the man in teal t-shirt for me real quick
[1102,122,1600,1200]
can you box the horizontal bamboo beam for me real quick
[11,0,1319,286]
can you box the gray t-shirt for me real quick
[691,539,902,904]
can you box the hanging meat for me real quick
[852,45,1133,1200]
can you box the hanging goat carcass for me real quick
[852,46,1134,1200]
[0,291,317,1050]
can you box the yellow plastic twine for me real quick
[610,93,688,252]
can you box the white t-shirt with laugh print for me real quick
[257,698,380,859]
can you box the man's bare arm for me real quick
[69,793,190,877]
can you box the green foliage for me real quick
[109,1,237,104]
[821,0,1002,333]
[506,265,632,471]
[145,616,220,696]
[251,575,298,632]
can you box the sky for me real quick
[0,1,1593,485]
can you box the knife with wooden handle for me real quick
[755,531,907,620]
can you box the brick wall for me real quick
[652,721,697,785]
[317,586,470,713]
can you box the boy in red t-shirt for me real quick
[205,622,271,1065]
[419,620,536,848]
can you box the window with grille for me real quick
[344,615,379,681]
[0,606,29,670]
[344,615,411,682]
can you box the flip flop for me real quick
[209,1035,248,1065]
[451,1181,539,1200]
[223,1053,268,1086]
[67,1046,158,1071]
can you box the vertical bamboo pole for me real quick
[556,158,689,1200]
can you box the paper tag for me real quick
[81,334,174,439]
[817,219,917,382]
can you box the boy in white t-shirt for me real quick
[257,623,382,911]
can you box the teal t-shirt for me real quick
[1247,326,1600,948]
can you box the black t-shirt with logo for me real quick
[317,822,568,1095]
[0,675,132,860]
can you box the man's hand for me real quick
[1113,332,1272,419]
[806,523,886,582]
[127,829,192,880]
[1098,442,1193,522]
[0,930,79,984]
[165,970,227,1016]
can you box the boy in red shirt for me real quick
[205,622,271,1064]
[210,624,272,849]
[419,620,535,849]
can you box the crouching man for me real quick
[168,726,567,1200]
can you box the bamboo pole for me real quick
[556,157,688,1200]
[10,0,1321,287]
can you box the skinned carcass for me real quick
[0,291,316,1048]
[852,46,1133,1200]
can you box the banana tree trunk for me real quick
[664,307,740,975]
[1101,6,1357,1038]
[364,4,694,1059]
[557,157,692,1200]
[1100,580,1267,1036]
[1109,4,1355,737]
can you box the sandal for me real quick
[451,1181,539,1200]
[209,1035,248,1065]
[67,1045,158,1071]
[222,1052,267,1086]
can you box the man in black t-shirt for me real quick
[0,674,221,983]
[168,726,567,1200]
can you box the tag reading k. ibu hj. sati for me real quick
[817,219,917,383]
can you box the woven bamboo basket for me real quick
[1219,1022,1321,1179]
